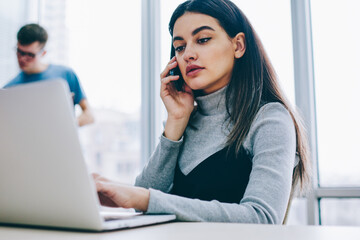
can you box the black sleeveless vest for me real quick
[171,146,253,203]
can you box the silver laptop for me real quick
[0,79,175,231]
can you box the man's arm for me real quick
[77,99,95,127]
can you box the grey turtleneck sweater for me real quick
[135,86,296,224]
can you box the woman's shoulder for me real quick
[255,102,292,120]
[243,102,295,153]
[254,101,294,129]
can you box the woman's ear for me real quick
[233,32,246,59]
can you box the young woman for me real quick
[94,0,311,224]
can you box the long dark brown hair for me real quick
[169,0,311,192]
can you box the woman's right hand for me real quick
[92,173,150,212]
[160,57,194,141]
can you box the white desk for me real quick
[1,222,359,240]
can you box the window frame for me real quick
[141,0,162,164]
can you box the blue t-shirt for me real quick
[3,64,86,105]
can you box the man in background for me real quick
[3,23,94,127]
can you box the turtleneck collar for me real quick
[195,86,227,116]
[179,85,231,175]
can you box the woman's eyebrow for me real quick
[192,25,215,36]
[173,25,215,42]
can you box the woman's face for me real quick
[172,12,244,94]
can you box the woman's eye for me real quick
[175,46,185,52]
[198,37,211,44]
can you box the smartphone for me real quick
[170,46,185,91]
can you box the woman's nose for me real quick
[183,44,197,62]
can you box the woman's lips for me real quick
[186,68,204,77]
[186,65,204,77]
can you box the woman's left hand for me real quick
[92,173,150,211]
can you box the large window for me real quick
[66,0,142,184]
[66,0,141,184]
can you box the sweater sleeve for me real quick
[145,103,296,224]
[135,134,183,192]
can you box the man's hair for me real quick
[17,23,48,47]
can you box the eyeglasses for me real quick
[16,47,43,60]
